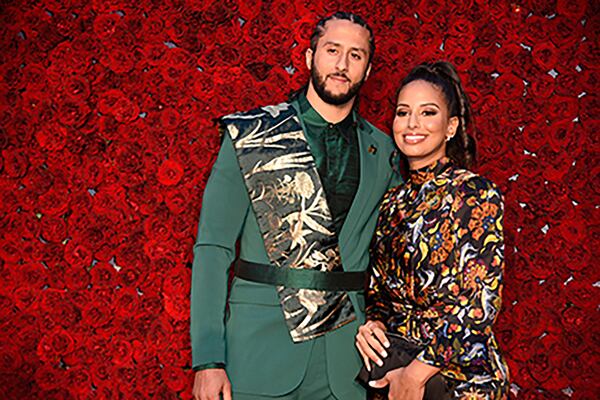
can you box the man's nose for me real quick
[335,54,348,72]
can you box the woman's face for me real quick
[392,79,458,170]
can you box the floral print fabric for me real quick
[367,158,509,399]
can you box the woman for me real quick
[355,61,509,400]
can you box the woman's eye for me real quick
[396,110,408,117]
[423,110,438,116]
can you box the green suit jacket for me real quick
[190,100,402,398]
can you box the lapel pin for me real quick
[368,145,377,154]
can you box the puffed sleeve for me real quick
[416,176,505,371]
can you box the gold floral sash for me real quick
[222,102,356,342]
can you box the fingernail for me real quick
[368,381,376,387]
[384,341,390,348]
[381,350,388,358]
[366,364,371,372]
[376,359,383,367]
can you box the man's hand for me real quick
[193,369,232,400]
[355,320,389,371]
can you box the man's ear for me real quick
[365,63,372,81]
[305,48,313,71]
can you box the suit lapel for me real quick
[338,119,382,261]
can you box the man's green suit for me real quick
[190,98,401,398]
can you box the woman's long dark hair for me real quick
[396,61,477,169]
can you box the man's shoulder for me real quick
[221,101,296,122]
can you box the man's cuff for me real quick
[192,362,226,372]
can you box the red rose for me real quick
[556,70,583,97]
[110,335,134,367]
[550,15,584,48]
[12,262,47,289]
[546,119,576,152]
[143,213,173,242]
[114,287,141,319]
[53,262,89,291]
[561,305,588,334]
[2,147,30,178]
[82,300,113,330]
[162,365,188,392]
[111,141,143,175]
[523,15,547,45]
[97,89,139,122]
[577,39,600,71]
[159,340,189,368]
[448,48,473,73]
[37,327,75,362]
[39,215,67,243]
[538,145,571,181]
[578,94,598,122]
[526,338,555,384]
[64,239,93,269]
[89,359,113,389]
[164,294,190,321]
[158,159,184,186]
[66,366,92,396]
[530,73,555,98]
[34,364,64,391]
[565,278,595,310]
[494,73,524,100]
[164,189,189,215]
[162,267,191,296]
[93,13,121,40]
[89,261,117,288]
[56,99,91,128]
[532,41,558,71]
[467,69,494,95]
[566,244,592,271]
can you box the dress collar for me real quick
[408,157,452,185]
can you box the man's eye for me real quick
[351,53,362,60]
[327,48,337,54]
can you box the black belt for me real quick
[233,259,366,291]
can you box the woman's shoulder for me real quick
[446,167,503,199]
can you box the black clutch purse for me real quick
[355,333,454,400]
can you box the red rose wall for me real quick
[0,0,598,398]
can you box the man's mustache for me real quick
[327,73,350,81]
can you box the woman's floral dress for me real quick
[367,157,509,399]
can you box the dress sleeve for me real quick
[416,177,505,369]
[366,264,394,322]
[365,192,395,323]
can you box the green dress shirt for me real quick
[297,93,360,236]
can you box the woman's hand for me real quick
[355,320,389,371]
[369,367,425,400]
[369,359,440,400]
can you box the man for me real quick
[191,12,401,400]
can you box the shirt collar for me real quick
[297,92,356,139]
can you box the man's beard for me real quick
[310,63,366,106]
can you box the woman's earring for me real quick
[445,135,454,142]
